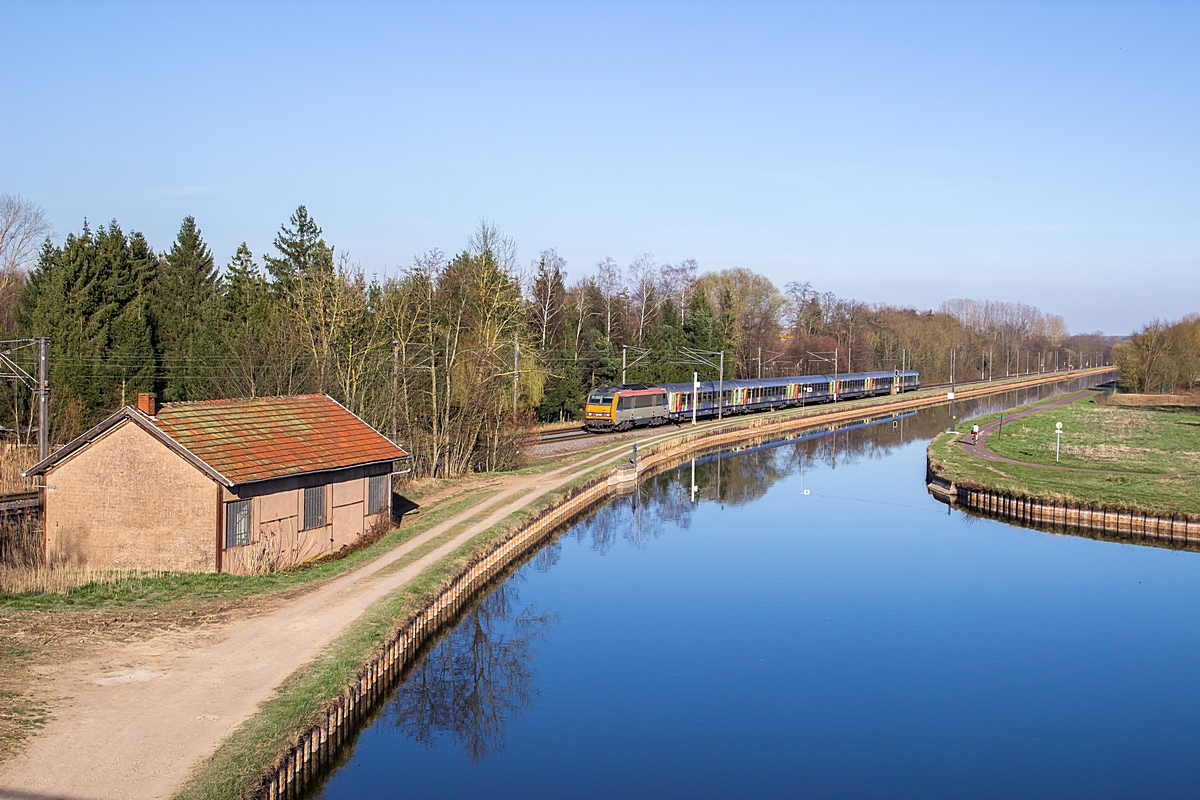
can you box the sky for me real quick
[1,1,1196,335]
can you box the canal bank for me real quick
[926,384,1200,539]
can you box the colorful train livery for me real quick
[584,370,919,432]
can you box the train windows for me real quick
[588,390,614,406]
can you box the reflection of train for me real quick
[584,370,920,432]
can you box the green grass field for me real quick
[929,395,1200,516]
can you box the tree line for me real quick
[0,193,1112,477]
[1111,316,1200,393]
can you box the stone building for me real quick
[25,393,408,574]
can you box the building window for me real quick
[303,485,326,530]
[225,500,250,548]
[368,474,390,515]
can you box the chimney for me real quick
[136,392,159,416]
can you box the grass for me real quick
[987,396,1200,474]
[0,642,47,757]
[929,394,1200,517]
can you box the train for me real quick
[583,370,921,432]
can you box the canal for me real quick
[315,376,1200,799]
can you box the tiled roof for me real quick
[147,394,407,485]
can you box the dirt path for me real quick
[955,390,1173,475]
[0,436,655,800]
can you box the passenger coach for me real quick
[584,370,919,432]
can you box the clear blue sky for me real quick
[2,1,1196,334]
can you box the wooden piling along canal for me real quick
[255,369,1113,799]
[926,460,1200,546]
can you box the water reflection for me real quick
[381,582,557,762]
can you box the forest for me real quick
[0,194,1116,478]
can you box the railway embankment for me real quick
[927,387,1200,544]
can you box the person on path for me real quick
[971,424,980,445]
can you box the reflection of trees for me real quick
[384,582,557,763]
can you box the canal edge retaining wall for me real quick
[253,369,1114,799]
[926,458,1200,545]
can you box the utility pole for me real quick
[622,345,627,385]
[37,337,49,463]
[757,347,762,379]
[512,332,519,418]
[717,351,724,421]
[834,347,839,402]
[391,340,399,444]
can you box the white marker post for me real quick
[692,371,698,426]
[1056,421,1063,463]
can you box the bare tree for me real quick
[660,258,699,318]
[566,277,597,361]
[470,219,519,276]
[0,193,52,278]
[0,193,52,334]
[595,256,622,339]
[627,253,658,344]
[529,249,566,350]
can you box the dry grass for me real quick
[0,567,174,595]
[0,442,37,494]
[1105,392,1200,408]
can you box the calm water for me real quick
[315,377,1200,799]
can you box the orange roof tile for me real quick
[148,394,407,485]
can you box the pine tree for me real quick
[536,348,584,421]
[151,216,217,400]
[263,206,333,295]
[684,292,716,352]
[16,220,158,430]
[192,243,300,399]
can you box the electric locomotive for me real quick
[583,370,919,432]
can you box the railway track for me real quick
[533,371,1108,446]
[536,427,597,444]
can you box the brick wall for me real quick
[45,420,219,572]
